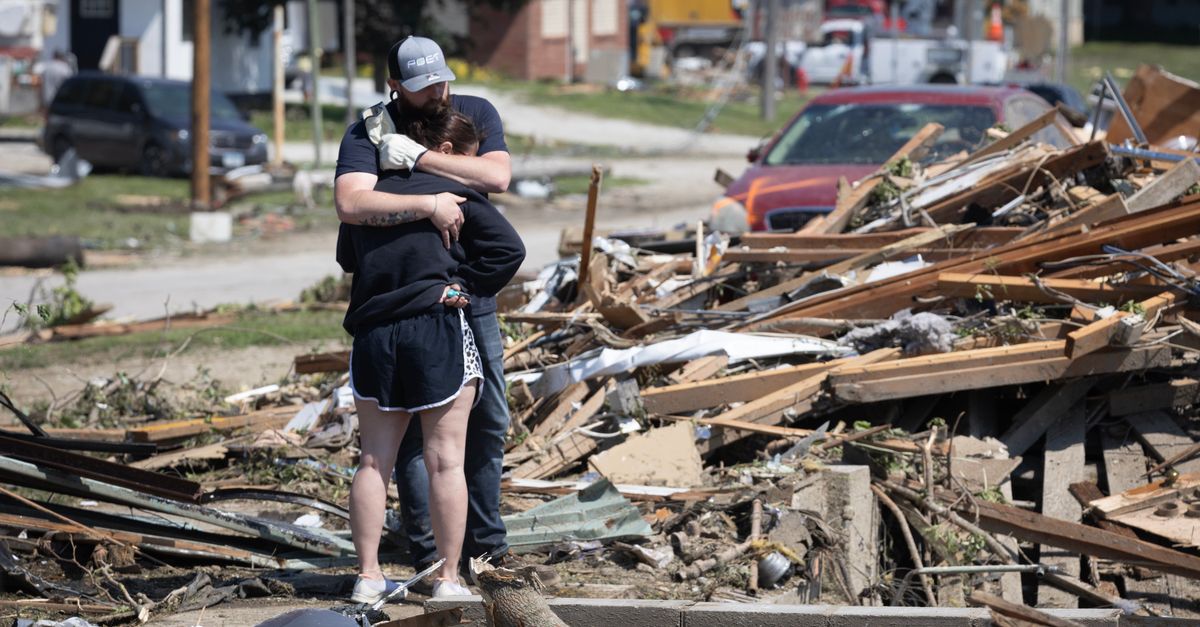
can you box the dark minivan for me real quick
[42,73,268,176]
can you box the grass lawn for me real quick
[0,308,348,371]
[553,174,650,195]
[1068,42,1200,94]
[0,174,335,251]
[469,79,813,138]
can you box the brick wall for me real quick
[467,0,628,81]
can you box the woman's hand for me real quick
[430,193,467,249]
[440,284,469,308]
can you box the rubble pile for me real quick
[0,66,1198,624]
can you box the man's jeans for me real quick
[394,312,510,566]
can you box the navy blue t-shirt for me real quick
[334,93,509,316]
[335,94,507,178]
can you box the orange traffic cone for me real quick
[987,2,1004,41]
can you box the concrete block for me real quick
[425,596,691,627]
[828,606,988,627]
[1043,609,1122,626]
[684,602,833,627]
[189,211,232,243]
[820,465,879,602]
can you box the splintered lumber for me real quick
[582,254,648,329]
[1001,380,1094,458]
[1124,411,1200,475]
[832,345,1169,403]
[744,197,1200,334]
[513,384,610,480]
[576,165,603,289]
[1126,158,1200,213]
[820,223,974,278]
[666,355,729,385]
[44,311,239,341]
[1047,194,1129,233]
[1065,292,1175,358]
[961,106,1063,166]
[968,591,1086,627]
[127,404,302,443]
[1107,64,1200,147]
[641,355,862,415]
[1109,378,1200,416]
[1038,404,1085,608]
[818,122,944,234]
[960,498,1200,580]
[935,273,1167,304]
[294,350,350,374]
[698,349,898,454]
[738,227,1022,250]
[830,341,1069,387]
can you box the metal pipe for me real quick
[1108,145,1200,165]
[1089,80,1107,143]
[894,564,1059,606]
[1105,71,1148,145]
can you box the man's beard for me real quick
[396,92,448,118]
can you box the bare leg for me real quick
[350,398,411,579]
[421,382,477,584]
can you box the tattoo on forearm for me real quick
[361,210,418,226]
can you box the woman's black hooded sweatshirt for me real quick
[336,170,525,335]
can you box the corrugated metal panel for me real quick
[502,478,652,551]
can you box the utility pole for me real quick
[271,4,285,167]
[1054,0,1068,83]
[190,0,210,209]
[306,0,324,168]
[342,0,355,126]
[759,0,777,121]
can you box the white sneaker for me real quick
[431,579,472,598]
[350,576,403,604]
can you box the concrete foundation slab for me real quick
[426,598,1123,626]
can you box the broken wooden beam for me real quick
[936,272,1167,304]
[1109,378,1200,416]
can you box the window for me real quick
[79,0,114,19]
[114,84,142,115]
[83,79,118,110]
[52,78,85,106]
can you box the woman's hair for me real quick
[398,108,482,155]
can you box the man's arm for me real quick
[335,172,465,246]
[415,150,511,194]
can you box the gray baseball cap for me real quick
[387,36,457,92]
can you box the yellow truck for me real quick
[630,0,747,76]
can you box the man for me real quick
[333,35,515,586]
[40,51,74,113]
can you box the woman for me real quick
[338,109,525,601]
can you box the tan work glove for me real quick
[377,133,428,171]
[362,102,427,171]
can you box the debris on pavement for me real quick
[2,64,1200,624]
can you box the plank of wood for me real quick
[1047,194,1130,233]
[963,497,1200,580]
[641,356,859,415]
[1125,411,1200,475]
[46,312,239,341]
[739,227,1023,250]
[1109,378,1200,417]
[500,312,603,325]
[1001,380,1095,458]
[819,122,945,234]
[527,382,592,442]
[725,248,974,265]
[514,383,611,480]
[1038,404,1086,608]
[126,405,302,443]
[1126,158,1200,213]
[935,272,1167,304]
[834,346,1168,404]
[968,590,1085,627]
[294,350,350,374]
[712,349,899,425]
[830,341,1068,386]
[744,194,1200,334]
[962,107,1062,166]
[129,441,230,470]
[666,355,729,385]
[821,223,974,278]
[1065,292,1175,358]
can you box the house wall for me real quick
[466,0,627,82]
[120,0,160,75]
[42,0,69,60]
